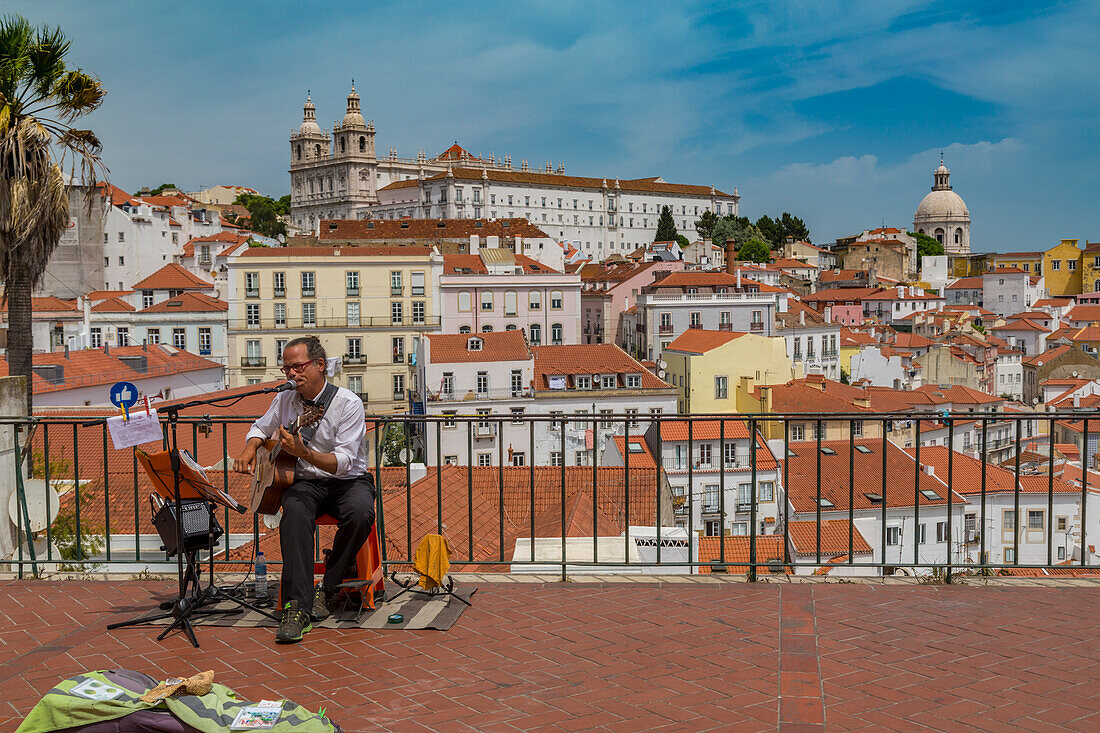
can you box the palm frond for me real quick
[28,25,69,101]
[51,69,104,121]
[0,16,34,102]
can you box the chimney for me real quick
[64,344,69,359]
[469,234,479,255]
[725,242,738,274]
[740,375,756,401]
[805,373,826,390]
[486,235,500,249]
[408,462,428,484]
[736,269,742,288]
[1074,393,1081,408]
[922,464,935,476]
[799,310,805,326]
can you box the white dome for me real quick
[341,111,365,128]
[298,119,321,135]
[915,189,969,220]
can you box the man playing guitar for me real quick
[234,336,374,643]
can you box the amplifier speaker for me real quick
[152,498,223,557]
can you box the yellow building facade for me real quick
[226,245,443,413]
[662,331,797,414]
[1079,243,1100,294]
[1042,239,1083,297]
[989,252,1042,276]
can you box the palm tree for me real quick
[0,15,105,413]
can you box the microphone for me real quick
[264,380,297,394]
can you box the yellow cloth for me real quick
[413,534,451,590]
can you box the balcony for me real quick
[229,315,442,330]
[718,323,734,331]
[198,348,212,356]
[245,288,259,298]
[659,324,674,334]
[426,387,533,402]
[302,288,315,297]
[343,354,368,365]
[240,356,266,367]
[391,286,403,296]
[750,321,765,333]
[662,457,750,472]
[346,288,360,297]
[688,323,704,330]
[273,287,285,298]
[475,423,497,438]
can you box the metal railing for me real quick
[228,316,441,330]
[4,409,1098,582]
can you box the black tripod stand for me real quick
[101,384,288,647]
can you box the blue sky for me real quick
[11,0,1099,249]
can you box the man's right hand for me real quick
[233,445,257,475]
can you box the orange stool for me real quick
[279,515,385,619]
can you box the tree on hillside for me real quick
[712,215,763,250]
[234,193,287,238]
[910,231,945,263]
[148,182,177,196]
[755,215,783,247]
[737,238,771,263]
[755,212,811,248]
[694,209,719,240]
[0,16,105,413]
[655,205,678,243]
[276,194,291,216]
[780,212,810,242]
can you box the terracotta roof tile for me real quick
[532,344,671,390]
[378,167,733,198]
[0,345,222,394]
[426,331,531,364]
[946,277,983,289]
[140,292,228,313]
[131,263,213,290]
[237,245,433,258]
[90,297,134,313]
[441,253,558,274]
[696,536,787,574]
[320,217,551,241]
[909,446,1079,496]
[663,329,748,354]
[30,296,78,312]
[1067,306,1100,323]
[788,520,873,556]
[992,318,1047,333]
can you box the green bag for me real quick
[17,669,341,733]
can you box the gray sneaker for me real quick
[275,600,311,643]
[311,583,334,622]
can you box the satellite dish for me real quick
[399,448,412,464]
[658,369,667,379]
[18,538,63,569]
[262,511,282,529]
[9,478,61,534]
[658,360,667,370]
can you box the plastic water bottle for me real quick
[255,551,268,598]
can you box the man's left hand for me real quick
[278,425,310,459]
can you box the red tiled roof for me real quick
[914,384,1002,405]
[532,344,671,390]
[891,333,932,349]
[802,287,880,304]
[663,329,747,354]
[773,258,815,270]
[85,290,134,301]
[992,318,1047,333]
[946,277,982,290]
[610,435,657,469]
[819,269,867,282]
[988,266,1028,275]
[659,418,750,441]
[862,287,942,301]
[910,446,1079,496]
[786,440,961,512]
[788,520,873,556]
[1069,326,1100,343]
[378,167,733,198]
[131,263,213,290]
[90,297,134,313]
[237,245,433,258]
[696,536,788,574]
[650,271,763,290]
[140,292,228,313]
[320,218,551,241]
[0,345,223,394]
[30,296,78,312]
[427,331,531,364]
[97,182,133,207]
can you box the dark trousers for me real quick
[279,473,376,609]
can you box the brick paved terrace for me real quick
[1,576,1098,731]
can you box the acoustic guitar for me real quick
[248,406,325,515]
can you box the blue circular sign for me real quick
[109,381,139,409]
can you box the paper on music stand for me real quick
[107,409,162,450]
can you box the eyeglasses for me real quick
[279,360,316,375]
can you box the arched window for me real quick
[934,228,944,244]
[954,228,962,245]
[459,325,471,334]
[918,228,924,235]
[529,323,542,345]
[551,323,563,345]
[506,324,517,331]
[481,325,493,333]
[339,138,346,153]
[359,136,366,152]
[528,291,541,310]
[296,144,302,160]
[457,291,471,311]
[314,144,321,157]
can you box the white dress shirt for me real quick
[245,381,369,480]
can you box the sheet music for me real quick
[177,449,210,483]
[107,410,163,450]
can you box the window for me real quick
[172,328,186,349]
[410,271,425,296]
[886,526,901,546]
[510,370,524,397]
[704,520,721,537]
[273,272,285,296]
[477,453,492,467]
[625,374,640,388]
[1028,509,1044,531]
[346,301,360,327]
[724,442,738,467]
[142,290,154,309]
[715,376,728,400]
[689,311,702,328]
[529,323,542,345]
[302,302,316,327]
[146,328,160,344]
[759,482,775,502]
[246,303,260,327]
[346,338,362,359]
[476,372,489,395]
[697,444,712,467]
[346,271,360,295]
[600,409,613,428]
[118,232,124,242]
[479,291,494,312]
[391,301,403,325]
[551,323,563,345]
[625,408,639,428]
[1002,509,1016,542]
[791,424,805,441]
[442,411,457,428]
[550,451,562,467]
[551,290,563,309]
[852,420,863,437]
[576,375,591,390]
[601,374,616,389]
[730,522,748,536]
[965,514,977,533]
[392,373,405,401]
[1004,548,1016,563]
[458,291,472,311]
[245,272,259,296]
[529,291,541,310]
[412,301,425,325]
[1058,546,1067,560]
[392,337,405,363]
[704,485,719,512]
[273,302,286,327]
[936,522,948,542]
[1069,260,1077,271]
[198,328,211,354]
[301,271,315,296]
[390,271,402,295]
[511,407,525,424]
[511,452,526,466]
[1052,260,1061,271]
[1057,516,1068,532]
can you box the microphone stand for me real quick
[101,381,291,647]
